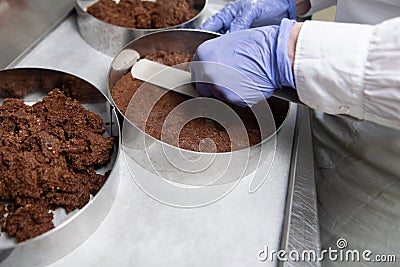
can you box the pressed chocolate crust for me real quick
[111,51,263,153]
[87,0,197,29]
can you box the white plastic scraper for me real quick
[131,59,200,98]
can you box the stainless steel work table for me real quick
[1,3,320,267]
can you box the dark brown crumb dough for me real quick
[111,51,262,153]
[2,203,54,242]
[0,89,114,242]
[87,0,197,29]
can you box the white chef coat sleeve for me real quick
[294,17,400,130]
[298,0,337,17]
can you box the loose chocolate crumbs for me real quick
[87,0,197,29]
[0,89,114,242]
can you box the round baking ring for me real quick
[75,0,208,56]
[0,68,121,267]
[107,29,291,188]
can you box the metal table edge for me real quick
[280,106,321,267]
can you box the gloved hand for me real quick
[199,0,296,33]
[190,19,296,107]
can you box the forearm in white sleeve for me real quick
[294,17,400,130]
[298,0,337,17]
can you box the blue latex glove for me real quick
[199,0,296,33]
[190,19,296,107]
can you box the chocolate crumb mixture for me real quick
[2,203,54,242]
[111,51,262,153]
[0,89,114,242]
[87,0,197,29]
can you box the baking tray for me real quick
[1,1,319,266]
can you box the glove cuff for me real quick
[276,18,296,89]
[287,0,297,20]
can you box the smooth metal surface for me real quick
[75,0,207,56]
[0,0,74,69]
[0,68,121,266]
[1,0,319,265]
[280,106,320,267]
